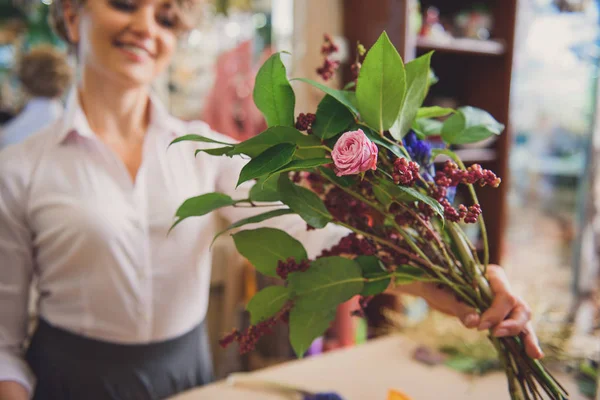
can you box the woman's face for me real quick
[64,0,181,87]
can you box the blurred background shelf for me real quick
[416,36,506,56]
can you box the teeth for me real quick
[120,44,147,56]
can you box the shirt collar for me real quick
[56,87,184,144]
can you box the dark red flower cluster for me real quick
[306,172,326,195]
[317,58,340,82]
[295,112,316,134]
[429,185,448,202]
[321,33,339,55]
[319,233,377,258]
[442,199,467,222]
[317,34,340,81]
[323,187,373,230]
[393,158,420,186]
[440,199,481,224]
[219,305,291,354]
[350,62,361,81]
[435,161,501,188]
[464,204,482,224]
[276,257,311,280]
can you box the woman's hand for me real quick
[399,264,544,359]
[0,380,29,400]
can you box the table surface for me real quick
[171,335,585,400]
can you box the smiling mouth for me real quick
[114,41,155,58]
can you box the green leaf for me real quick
[390,52,433,140]
[416,106,455,119]
[412,118,443,138]
[247,286,290,324]
[250,176,281,202]
[396,186,444,220]
[230,126,316,158]
[237,143,296,187]
[213,208,295,245]
[264,158,331,184]
[292,78,359,115]
[289,307,337,358]
[169,134,234,147]
[318,166,356,188]
[361,127,405,159]
[233,228,307,277]
[312,95,355,140]
[356,31,407,133]
[253,53,295,127]
[278,175,332,229]
[195,146,234,157]
[171,193,234,231]
[441,106,505,145]
[288,256,364,311]
[356,256,390,296]
[371,177,415,209]
[394,264,428,284]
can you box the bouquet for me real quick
[171,32,568,399]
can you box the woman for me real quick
[0,1,543,399]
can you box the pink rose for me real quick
[331,129,379,177]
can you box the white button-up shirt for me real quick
[0,90,344,391]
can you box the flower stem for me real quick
[452,157,489,272]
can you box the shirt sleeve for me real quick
[0,147,36,392]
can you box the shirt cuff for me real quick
[0,349,35,395]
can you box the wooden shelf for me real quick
[434,148,498,164]
[417,36,506,56]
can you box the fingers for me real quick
[492,302,531,337]
[479,265,517,330]
[521,322,544,359]
[478,291,517,331]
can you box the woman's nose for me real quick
[129,6,158,37]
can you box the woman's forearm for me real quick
[0,381,29,400]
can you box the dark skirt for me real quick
[26,319,214,400]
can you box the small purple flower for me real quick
[403,131,432,168]
[446,186,457,203]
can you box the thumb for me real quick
[456,304,480,329]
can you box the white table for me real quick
[171,335,584,400]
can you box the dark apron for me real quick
[26,319,214,400]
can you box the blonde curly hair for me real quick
[17,45,73,98]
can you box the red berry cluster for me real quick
[393,158,420,186]
[295,113,316,134]
[306,172,326,195]
[317,34,340,81]
[317,58,340,81]
[464,204,482,224]
[442,199,467,222]
[321,33,339,55]
[435,161,501,188]
[323,186,373,230]
[276,257,311,280]
[319,233,377,258]
[440,199,481,224]
[219,304,292,354]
